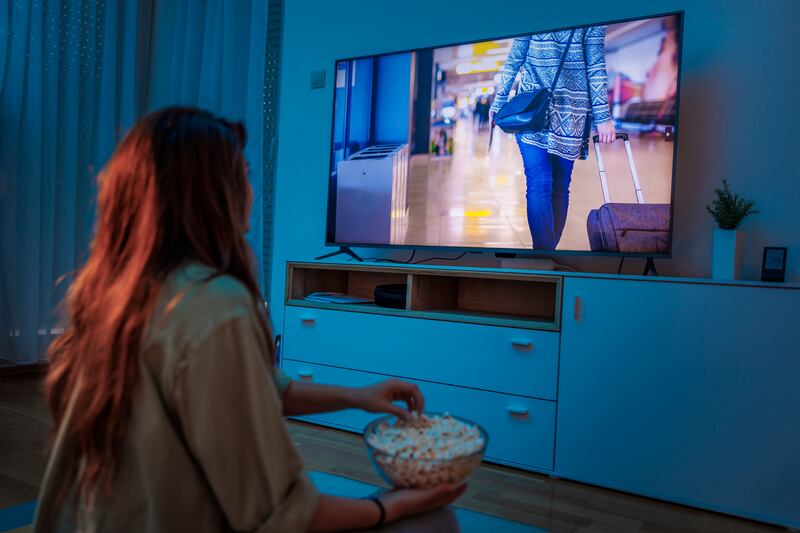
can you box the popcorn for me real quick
[365,413,486,488]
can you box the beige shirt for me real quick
[34,263,319,532]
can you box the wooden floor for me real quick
[0,375,783,532]
[0,376,49,510]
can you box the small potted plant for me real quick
[706,180,758,280]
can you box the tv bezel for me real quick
[323,10,684,259]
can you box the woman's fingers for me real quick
[385,402,410,420]
[407,383,424,413]
[382,483,468,523]
[390,380,425,414]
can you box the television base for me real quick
[643,257,659,276]
[499,257,572,272]
[315,246,364,262]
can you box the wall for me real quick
[270,0,800,326]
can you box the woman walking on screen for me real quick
[490,27,616,250]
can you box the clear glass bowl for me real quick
[363,413,488,488]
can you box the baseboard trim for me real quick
[0,362,49,377]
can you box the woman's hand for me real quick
[380,484,467,523]
[596,121,616,143]
[308,485,466,532]
[352,379,424,419]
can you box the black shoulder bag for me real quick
[493,29,576,134]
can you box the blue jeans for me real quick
[516,138,575,250]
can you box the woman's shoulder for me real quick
[150,263,258,349]
[173,260,250,296]
[179,263,252,302]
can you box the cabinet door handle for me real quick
[506,405,529,416]
[300,316,316,325]
[511,339,533,351]
[573,295,583,322]
[297,369,313,380]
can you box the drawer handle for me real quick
[300,316,316,325]
[511,339,533,351]
[297,369,313,380]
[506,405,529,416]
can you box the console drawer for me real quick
[282,360,556,471]
[282,305,559,400]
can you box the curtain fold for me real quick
[0,0,147,365]
[146,0,268,278]
[0,0,269,366]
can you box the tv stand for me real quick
[314,246,364,262]
[643,257,659,276]
[280,261,800,528]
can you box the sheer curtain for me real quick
[146,0,269,281]
[0,0,270,366]
[0,0,149,366]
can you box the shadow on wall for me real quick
[564,63,730,278]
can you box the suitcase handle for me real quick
[591,132,644,204]
[592,132,629,143]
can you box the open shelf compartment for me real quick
[410,273,559,327]
[287,265,411,309]
[286,263,561,331]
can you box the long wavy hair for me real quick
[45,107,272,506]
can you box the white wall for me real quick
[270,0,800,324]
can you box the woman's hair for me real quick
[45,107,272,506]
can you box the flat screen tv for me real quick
[325,12,683,257]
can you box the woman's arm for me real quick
[282,378,424,419]
[174,314,320,531]
[584,26,612,125]
[307,495,380,532]
[489,36,531,114]
[308,485,467,532]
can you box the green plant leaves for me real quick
[705,180,758,230]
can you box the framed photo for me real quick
[761,247,787,282]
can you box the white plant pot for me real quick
[712,229,743,280]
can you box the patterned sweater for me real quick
[490,27,612,160]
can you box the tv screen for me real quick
[326,12,682,256]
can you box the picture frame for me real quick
[761,247,787,282]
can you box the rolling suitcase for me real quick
[586,133,671,254]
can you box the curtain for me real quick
[0,0,270,366]
[146,0,269,284]
[0,0,149,366]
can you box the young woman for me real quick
[34,108,464,532]
[490,27,616,250]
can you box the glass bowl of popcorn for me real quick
[363,412,488,488]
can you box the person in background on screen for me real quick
[34,107,465,532]
[490,27,616,250]
[475,96,492,130]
